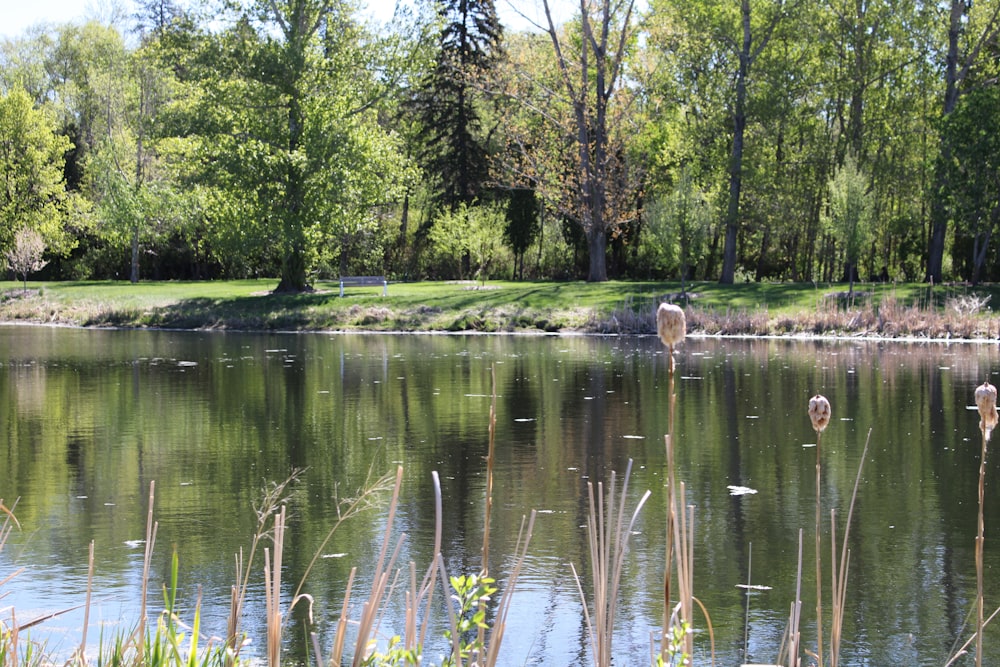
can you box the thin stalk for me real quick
[263,504,286,667]
[779,528,804,667]
[573,461,650,667]
[138,481,157,652]
[829,428,871,667]
[350,466,406,667]
[671,484,694,660]
[483,511,537,667]
[231,469,303,661]
[479,364,497,653]
[977,428,987,667]
[945,605,1000,666]
[743,542,752,661]
[815,431,824,667]
[77,540,95,665]
[663,342,678,662]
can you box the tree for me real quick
[537,0,641,282]
[503,187,540,279]
[87,39,181,283]
[427,201,505,282]
[188,0,411,292]
[0,86,72,256]
[940,85,1000,284]
[824,153,873,296]
[716,0,793,284]
[5,227,47,292]
[413,0,503,212]
[926,0,1000,283]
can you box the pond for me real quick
[1,326,999,666]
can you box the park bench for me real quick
[339,276,388,297]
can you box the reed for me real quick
[973,381,997,667]
[828,429,871,667]
[227,469,304,662]
[808,394,831,667]
[572,460,652,667]
[657,302,684,663]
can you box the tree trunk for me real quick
[275,244,309,293]
[926,0,1000,282]
[720,0,752,284]
[587,228,608,282]
[130,224,140,284]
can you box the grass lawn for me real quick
[0,278,997,338]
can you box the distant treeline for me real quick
[2,0,1000,289]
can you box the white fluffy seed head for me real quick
[808,394,832,433]
[656,303,686,348]
[976,381,998,436]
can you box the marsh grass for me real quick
[571,461,651,667]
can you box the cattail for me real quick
[808,394,832,433]
[975,381,998,436]
[656,303,686,348]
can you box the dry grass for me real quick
[599,291,1000,340]
[572,461,651,667]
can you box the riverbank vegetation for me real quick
[2,279,999,340]
[3,1,1000,290]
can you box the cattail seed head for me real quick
[808,394,832,433]
[656,303,686,348]
[976,381,998,436]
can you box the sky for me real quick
[0,0,556,40]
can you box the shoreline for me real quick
[3,318,999,346]
[3,279,999,341]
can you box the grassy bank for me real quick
[1,278,999,339]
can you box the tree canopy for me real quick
[3,0,1000,287]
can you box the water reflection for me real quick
[0,327,998,665]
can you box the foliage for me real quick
[411,0,503,211]
[823,153,874,290]
[5,1,1000,283]
[427,202,508,282]
[184,0,412,292]
[503,187,540,279]
[637,167,713,281]
[0,86,73,255]
[940,85,1000,284]
[4,227,47,291]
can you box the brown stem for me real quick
[977,430,987,667]
[816,432,824,667]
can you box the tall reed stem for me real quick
[977,429,987,667]
[479,364,497,653]
[663,342,678,661]
[829,428,871,667]
[138,481,157,650]
[815,431,824,667]
[573,460,651,667]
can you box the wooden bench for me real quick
[339,276,388,297]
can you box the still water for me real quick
[1,326,999,665]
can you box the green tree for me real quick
[188,0,411,291]
[824,153,873,295]
[428,201,505,282]
[503,187,540,280]
[926,0,1000,283]
[941,85,1000,284]
[0,86,72,255]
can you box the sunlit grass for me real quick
[1,279,998,337]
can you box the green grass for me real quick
[0,278,998,337]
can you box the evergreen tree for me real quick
[413,0,503,212]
